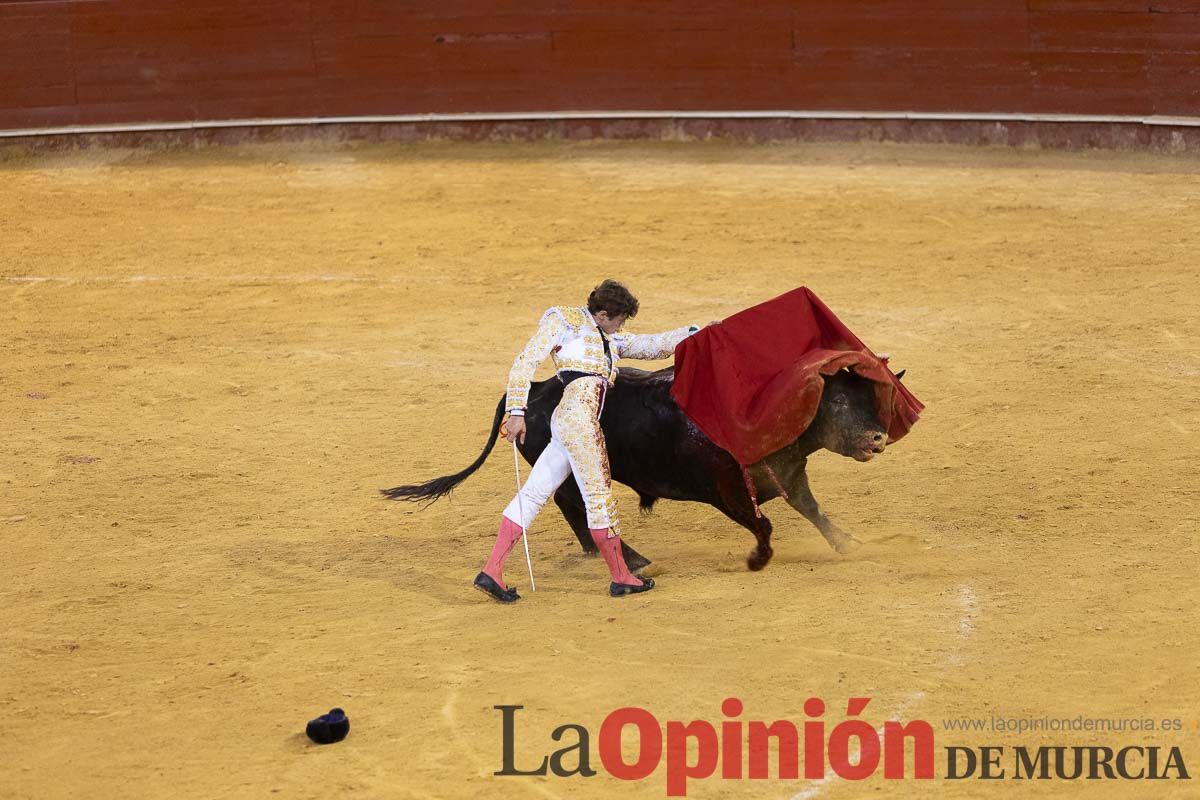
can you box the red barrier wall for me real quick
[1,1,1198,132]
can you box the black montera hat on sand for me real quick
[306,708,350,744]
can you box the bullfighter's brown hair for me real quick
[587,279,640,319]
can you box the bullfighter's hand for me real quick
[505,415,527,444]
[707,319,721,327]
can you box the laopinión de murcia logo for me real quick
[493,698,1192,796]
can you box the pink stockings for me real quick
[483,518,643,590]
[482,516,525,590]
[590,528,644,588]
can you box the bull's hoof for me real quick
[610,577,655,597]
[621,541,652,572]
[747,547,773,571]
[637,562,664,578]
[624,551,652,573]
[833,537,862,555]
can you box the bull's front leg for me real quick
[713,473,775,570]
[787,468,861,554]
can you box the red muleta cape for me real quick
[670,287,924,466]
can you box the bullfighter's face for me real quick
[810,371,888,462]
[593,311,629,335]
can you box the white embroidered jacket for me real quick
[506,306,697,415]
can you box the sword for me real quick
[511,441,536,592]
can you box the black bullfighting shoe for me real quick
[474,571,520,603]
[610,577,655,597]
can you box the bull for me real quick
[383,365,898,572]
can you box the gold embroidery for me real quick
[506,309,568,412]
[552,378,620,534]
[555,356,609,373]
[556,306,589,329]
[612,326,693,361]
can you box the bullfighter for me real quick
[474,279,701,603]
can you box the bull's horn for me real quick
[895,369,907,380]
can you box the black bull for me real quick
[382,366,899,571]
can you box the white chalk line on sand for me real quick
[1166,418,1191,435]
[787,581,979,800]
[951,583,979,664]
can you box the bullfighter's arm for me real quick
[506,309,568,415]
[612,325,697,361]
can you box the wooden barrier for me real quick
[2,1,1198,140]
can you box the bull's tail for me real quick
[380,395,507,504]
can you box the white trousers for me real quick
[502,377,618,534]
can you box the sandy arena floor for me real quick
[1,138,1198,799]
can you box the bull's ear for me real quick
[895,369,907,381]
